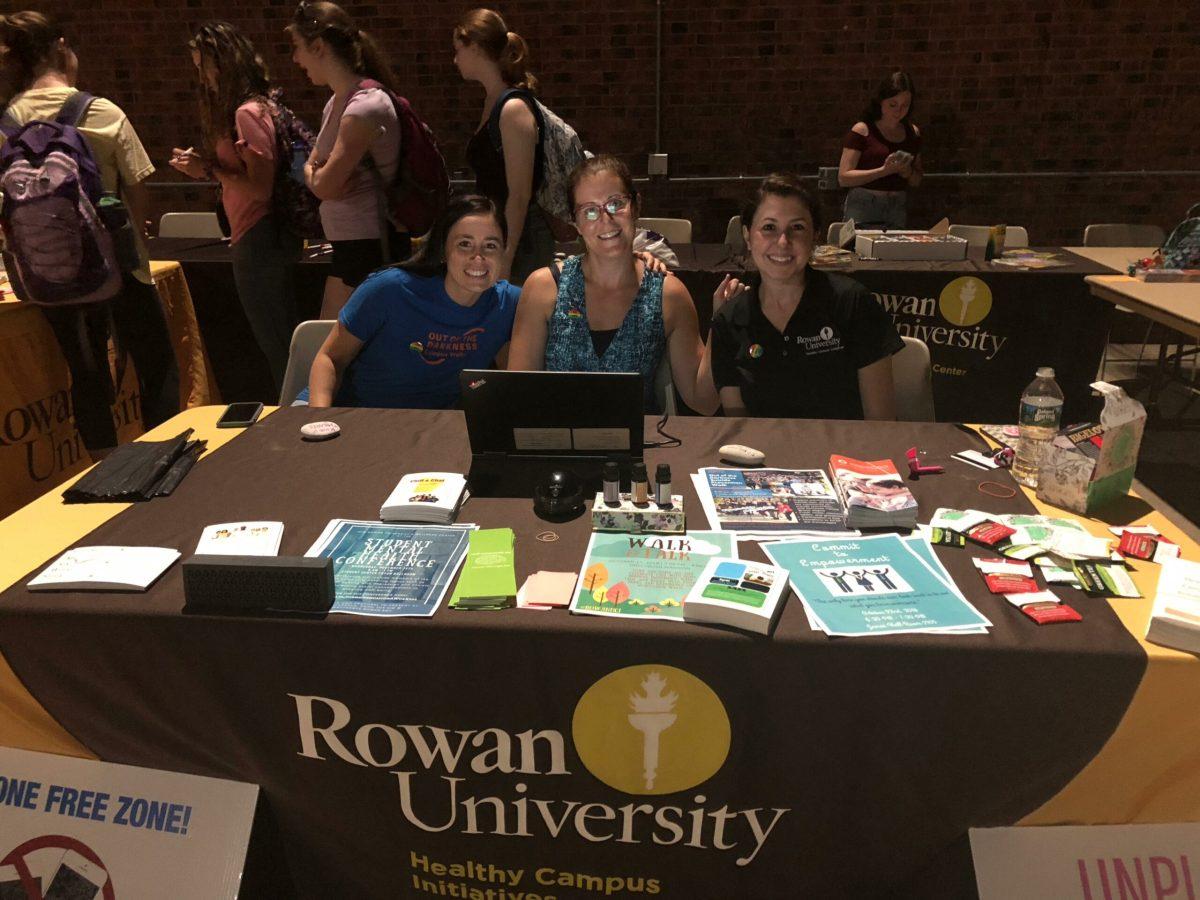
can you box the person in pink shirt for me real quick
[288,2,404,320]
[171,21,301,392]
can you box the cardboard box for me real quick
[855,232,968,261]
[1036,382,1146,515]
[591,492,685,534]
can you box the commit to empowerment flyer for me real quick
[305,519,472,616]
[763,533,991,637]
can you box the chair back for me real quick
[723,216,745,251]
[159,212,224,239]
[947,225,992,250]
[892,336,935,422]
[1004,226,1029,247]
[279,320,335,406]
[1083,223,1166,248]
[636,218,692,244]
[827,221,846,246]
[653,354,678,416]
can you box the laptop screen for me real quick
[459,370,644,457]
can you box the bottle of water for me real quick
[1011,366,1064,488]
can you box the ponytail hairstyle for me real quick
[0,10,69,97]
[862,70,915,124]
[453,9,538,93]
[397,194,507,278]
[288,1,397,94]
[188,22,272,160]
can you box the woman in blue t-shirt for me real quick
[307,194,520,409]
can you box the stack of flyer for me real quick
[828,455,919,529]
[380,472,467,524]
[691,467,857,540]
[762,534,991,637]
[683,558,789,635]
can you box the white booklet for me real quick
[380,472,467,523]
[1146,557,1200,655]
[683,557,789,635]
[28,546,181,592]
[194,522,283,556]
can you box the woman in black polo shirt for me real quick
[711,173,903,419]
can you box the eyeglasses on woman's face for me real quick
[574,194,632,224]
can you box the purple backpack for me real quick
[0,92,123,306]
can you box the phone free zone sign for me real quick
[0,747,257,900]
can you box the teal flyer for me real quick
[306,519,472,616]
[763,533,990,636]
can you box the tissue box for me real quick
[855,232,968,261]
[1036,382,1146,515]
[591,493,685,534]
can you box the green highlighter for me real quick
[449,528,517,610]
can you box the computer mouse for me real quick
[533,469,585,521]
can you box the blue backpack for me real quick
[0,92,124,306]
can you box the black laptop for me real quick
[459,370,644,498]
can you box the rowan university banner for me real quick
[289,664,782,897]
[855,267,1113,423]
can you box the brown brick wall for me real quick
[30,0,1198,244]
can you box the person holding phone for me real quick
[288,1,403,319]
[171,21,300,394]
[306,195,520,409]
[837,70,923,230]
[710,173,903,420]
[453,8,553,285]
[506,155,721,414]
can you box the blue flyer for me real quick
[305,519,473,616]
[762,533,991,637]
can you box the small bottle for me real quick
[654,463,672,507]
[631,462,649,505]
[1011,366,1065,488]
[602,461,621,507]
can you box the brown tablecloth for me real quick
[0,407,1145,898]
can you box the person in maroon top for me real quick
[837,71,923,229]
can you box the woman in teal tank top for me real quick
[507,155,723,414]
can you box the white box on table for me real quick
[855,232,968,261]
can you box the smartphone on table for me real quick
[43,851,107,900]
[216,401,264,429]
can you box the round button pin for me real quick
[301,421,340,441]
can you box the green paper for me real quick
[450,528,517,609]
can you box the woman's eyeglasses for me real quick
[575,194,632,223]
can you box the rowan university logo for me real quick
[572,665,731,795]
[938,276,993,326]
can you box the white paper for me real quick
[28,546,180,591]
[194,522,283,556]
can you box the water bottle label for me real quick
[1019,400,1061,428]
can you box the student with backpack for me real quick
[170,21,310,393]
[289,2,448,320]
[0,11,179,455]
[454,9,564,286]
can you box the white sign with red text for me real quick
[971,824,1200,900]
